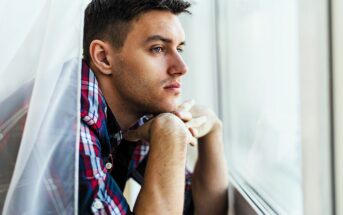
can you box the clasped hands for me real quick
[124,100,222,146]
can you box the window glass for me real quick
[217,0,303,214]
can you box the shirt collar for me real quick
[106,105,153,146]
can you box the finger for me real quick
[176,99,195,112]
[185,116,207,129]
[123,120,152,142]
[123,130,140,142]
[188,135,198,147]
[173,111,192,122]
[189,127,199,137]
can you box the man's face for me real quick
[108,10,187,115]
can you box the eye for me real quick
[151,46,164,53]
[177,47,184,53]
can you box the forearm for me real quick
[133,116,189,214]
[192,124,229,215]
[134,142,187,214]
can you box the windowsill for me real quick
[229,173,279,215]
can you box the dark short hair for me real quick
[83,0,191,63]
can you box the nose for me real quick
[167,52,188,77]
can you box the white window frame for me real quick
[332,0,343,213]
[299,0,334,214]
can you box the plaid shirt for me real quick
[79,61,193,214]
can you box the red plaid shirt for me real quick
[79,61,193,214]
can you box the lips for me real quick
[163,82,181,94]
[164,82,181,89]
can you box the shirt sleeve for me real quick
[79,120,132,215]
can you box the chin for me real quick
[152,99,178,114]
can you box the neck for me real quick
[105,94,141,130]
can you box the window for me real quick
[217,0,302,213]
[216,0,336,214]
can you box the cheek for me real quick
[117,52,172,101]
[118,69,161,99]
[137,76,163,97]
[126,51,167,78]
[125,61,166,92]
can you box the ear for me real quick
[89,40,113,75]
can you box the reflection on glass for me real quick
[218,0,302,214]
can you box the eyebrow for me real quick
[144,35,186,46]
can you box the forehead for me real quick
[127,10,185,44]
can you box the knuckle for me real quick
[216,119,223,128]
[154,113,181,126]
[150,113,190,140]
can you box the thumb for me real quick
[123,129,140,142]
[123,120,152,142]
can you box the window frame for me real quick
[332,0,343,213]
[298,0,334,213]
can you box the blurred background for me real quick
[1,0,342,214]
[179,0,342,214]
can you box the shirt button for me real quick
[93,199,103,209]
[105,162,112,170]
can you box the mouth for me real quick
[164,82,181,93]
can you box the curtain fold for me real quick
[1,0,90,214]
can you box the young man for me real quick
[80,0,228,214]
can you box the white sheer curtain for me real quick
[1,0,89,214]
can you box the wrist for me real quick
[199,118,223,143]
